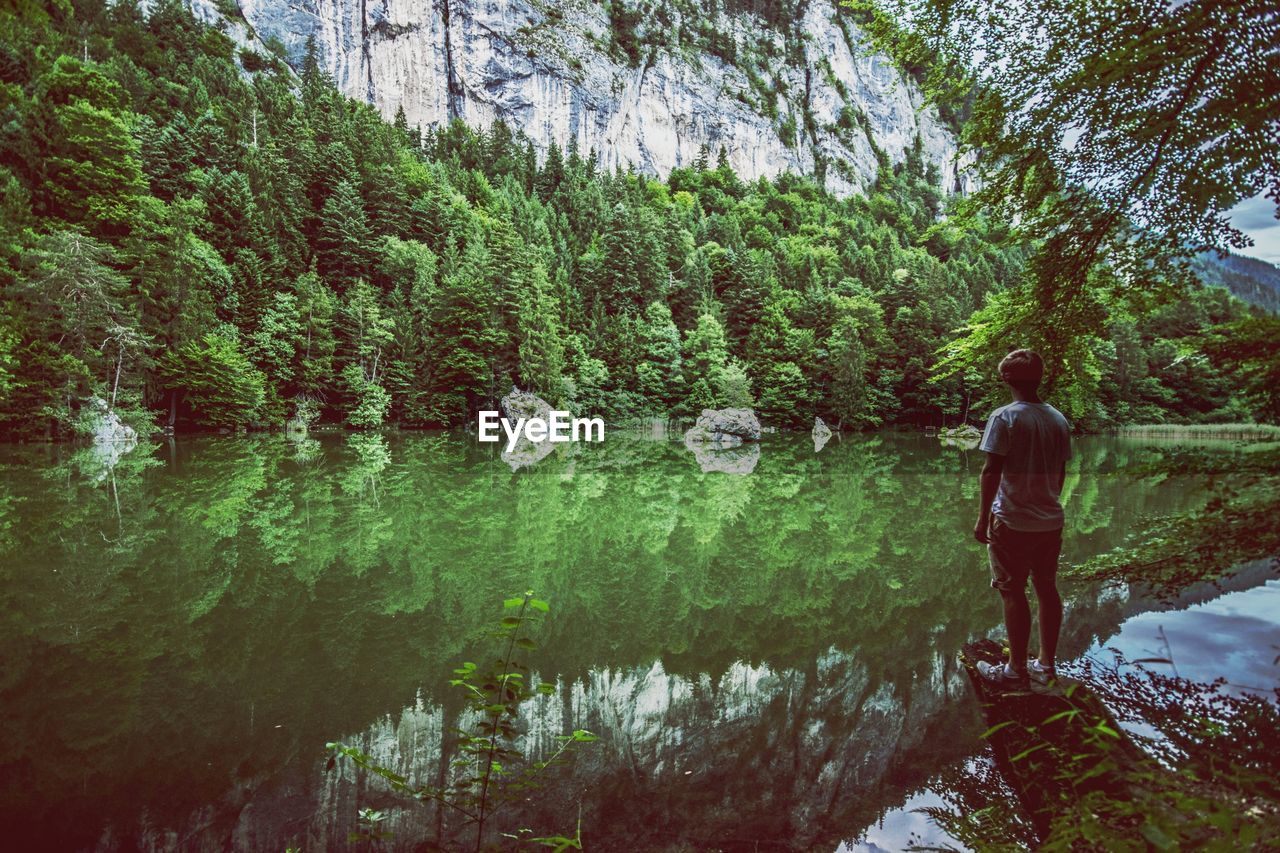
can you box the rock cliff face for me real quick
[221,0,974,196]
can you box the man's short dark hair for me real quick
[999,349,1044,391]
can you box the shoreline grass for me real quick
[1113,423,1280,441]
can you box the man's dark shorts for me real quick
[987,517,1062,591]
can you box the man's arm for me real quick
[975,452,1004,543]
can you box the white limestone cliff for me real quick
[216,0,975,196]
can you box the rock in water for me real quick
[87,397,138,446]
[499,387,557,471]
[939,423,982,450]
[500,386,553,424]
[812,416,832,452]
[683,408,762,447]
[683,433,760,474]
[83,397,138,477]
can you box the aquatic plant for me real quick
[328,592,596,850]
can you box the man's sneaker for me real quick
[976,660,1029,687]
[1029,659,1057,683]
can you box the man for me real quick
[973,349,1071,686]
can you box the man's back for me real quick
[974,349,1070,686]
[979,401,1071,532]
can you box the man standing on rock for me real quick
[972,349,1072,686]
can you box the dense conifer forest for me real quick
[0,0,1270,439]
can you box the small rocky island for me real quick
[683,408,763,474]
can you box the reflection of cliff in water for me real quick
[313,580,1150,851]
[318,649,969,850]
[0,433,1234,850]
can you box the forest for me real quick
[0,0,1272,440]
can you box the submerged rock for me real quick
[683,408,762,447]
[813,417,833,452]
[684,434,760,474]
[502,438,557,472]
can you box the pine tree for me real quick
[682,311,729,411]
[827,314,871,429]
[518,263,565,399]
[716,360,754,409]
[247,290,303,420]
[379,237,437,420]
[339,279,394,428]
[160,332,266,429]
[485,215,527,385]
[422,240,502,425]
[693,144,710,172]
[299,35,332,115]
[22,230,137,427]
[746,294,815,425]
[536,140,565,202]
[317,180,373,289]
[293,270,338,403]
[634,300,683,411]
[34,56,145,234]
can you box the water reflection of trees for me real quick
[921,652,1280,849]
[0,434,1212,849]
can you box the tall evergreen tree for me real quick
[317,180,373,289]
[635,300,683,411]
[422,240,502,425]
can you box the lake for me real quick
[0,431,1273,850]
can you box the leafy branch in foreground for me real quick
[328,592,597,850]
[847,0,1279,407]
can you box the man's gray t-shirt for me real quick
[979,402,1072,532]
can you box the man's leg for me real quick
[988,519,1032,675]
[1030,531,1064,666]
[999,586,1032,672]
[1032,578,1062,666]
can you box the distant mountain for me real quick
[1195,251,1280,313]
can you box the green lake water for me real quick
[0,431,1272,850]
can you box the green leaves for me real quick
[1041,709,1081,726]
[327,592,591,848]
[159,333,268,429]
[1009,743,1049,763]
[979,720,1017,739]
[859,0,1279,419]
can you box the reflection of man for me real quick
[973,350,1071,686]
